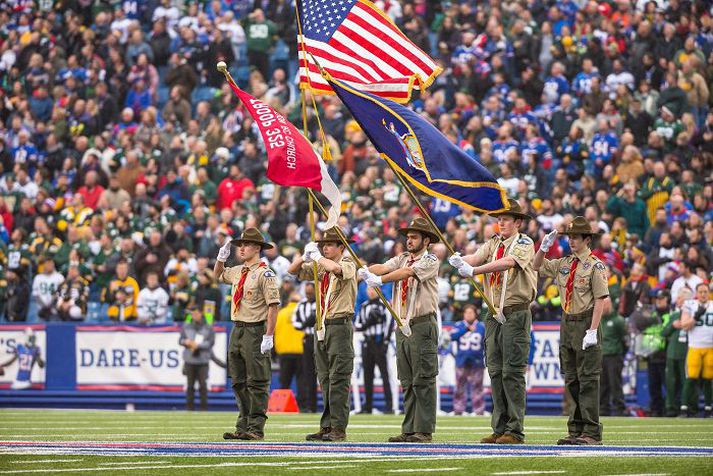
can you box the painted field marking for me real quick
[9,459,84,464]
[386,469,463,473]
[286,465,358,470]
[98,461,170,465]
[492,471,567,475]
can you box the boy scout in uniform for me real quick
[448,199,537,444]
[214,228,280,441]
[287,227,357,442]
[362,217,440,443]
[534,216,610,445]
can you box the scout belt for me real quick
[502,303,530,315]
[233,320,266,327]
[563,308,594,321]
[325,314,354,325]
[411,312,436,324]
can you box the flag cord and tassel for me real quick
[385,161,498,316]
[306,189,411,335]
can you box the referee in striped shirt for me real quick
[292,282,318,413]
[355,286,394,414]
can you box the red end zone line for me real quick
[76,326,227,332]
[75,385,225,392]
[0,324,46,331]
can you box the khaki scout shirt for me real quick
[540,248,609,314]
[299,255,357,319]
[219,261,281,322]
[383,249,439,319]
[474,232,537,308]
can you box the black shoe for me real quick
[557,434,580,445]
[223,431,245,440]
[358,409,372,414]
[238,432,264,441]
[306,427,331,441]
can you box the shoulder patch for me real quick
[424,253,438,261]
[263,270,276,278]
[516,235,533,245]
[594,262,605,271]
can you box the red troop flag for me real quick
[228,82,341,227]
[297,0,441,103]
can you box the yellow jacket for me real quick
[274,302,304,355]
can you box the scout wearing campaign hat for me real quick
[315,227,354,245]
[561,216,601,236]
[398,216,440,243]
[231,227,274,249]
[534,215,609,446]
[488,198,533,221]
[360,216,441,444]
[216,225,280,442]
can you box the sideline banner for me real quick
[0,325,47,389]
[75,326,227,391]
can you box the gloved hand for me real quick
[582,329,598,350]
[306,248,323,263]
[260,335,274,354]
[448,253,465,268]
[304,242,319,255]
[540,230,558,253]
[217,240,232,262]
[457,262,474,278]
[358,266,370,280]
[365,273,382,288]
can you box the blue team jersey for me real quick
[590,132,618,163]
[572,72,598,96]
[431,198,462,229]
[508,111,540,133]
[520,138,553,168]
[492,139,519,164]
[543,75,570,103]
[14,344,39,383]
[450,321,486,368]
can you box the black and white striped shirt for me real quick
[292,299,317,336]
[354,298,393,341]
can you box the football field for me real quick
[1,410,712,475]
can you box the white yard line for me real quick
[9,459,84,464]
[97,461,170,466]
[286,465,358,471]
[386,469,463,473]
[492,471,566,475]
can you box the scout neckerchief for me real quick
[233,262,266,311]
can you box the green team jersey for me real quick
[661,310,688,360]
[450,275,478,320]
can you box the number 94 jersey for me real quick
[684,299,713,348]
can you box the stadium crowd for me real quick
[0,0,711,416]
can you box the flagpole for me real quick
[306,189,410,333]
[385,162,498,316]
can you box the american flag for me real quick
[298,0,441,103]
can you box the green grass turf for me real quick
[1,410,712,475]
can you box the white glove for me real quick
[302,252,313,263]
[457,262,474,278]
[448,252,465,268]
[582,329,598,350]
[358,266,370,280]
[365,273,382,288]
[306,248,323,263]
[540,230,558,253]
[304,242,319,254]
[260,335,274,354]
[217,241,232,262]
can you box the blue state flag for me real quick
[326,76,507,213]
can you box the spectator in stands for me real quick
[136,271,170,325]
[105,259,140,322]
[2,267,30,322]
[31,257,64,321]
[56,264,90,321]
